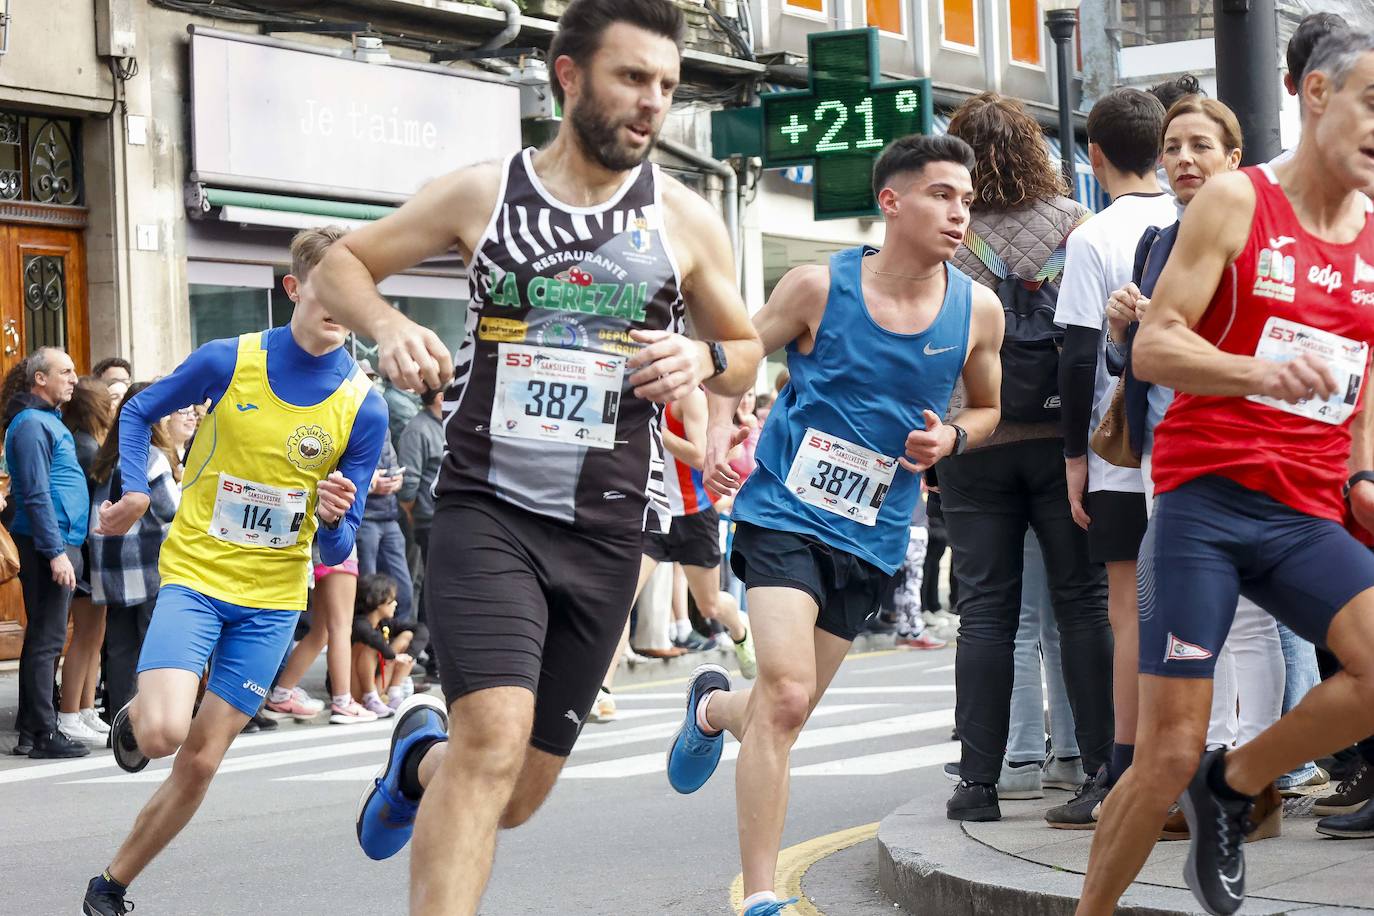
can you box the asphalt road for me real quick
[1,645,961,915]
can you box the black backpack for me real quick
[964,228,1067,424]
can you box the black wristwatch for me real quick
[950,423,968,456]
[706,341,728,379]
[1345,470,1374,502]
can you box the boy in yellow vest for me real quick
[80,227,388,916]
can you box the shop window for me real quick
[348,296,469,368]
[1119,0,1213,48]
[1010,0,1042,65]
[189,285,271,350]
[867,0,903,35]
[942,0,976,48]
[0,110,83,207]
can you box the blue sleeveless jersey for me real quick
[733,246,972,574]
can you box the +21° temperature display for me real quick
[760,29,932,220]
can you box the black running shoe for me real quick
[29,730,90,759]
[1180,747,1251,916]
[1316,795,1374,839]
[111,702,148,774]
[1045,765,1110,830]
[251,710,279,731]
[82,876,133,915]
[946,780,1000,821]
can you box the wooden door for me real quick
[0,223,89,659]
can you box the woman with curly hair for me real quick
[940,93,1114,819]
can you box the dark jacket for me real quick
[4,393,89,558]
[397,408,443,527]
[362,431,399,523]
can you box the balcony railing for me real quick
[1118,0,1214,48]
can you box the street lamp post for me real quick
[1044,0,1082,191]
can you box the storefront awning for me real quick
[199,187,398,231]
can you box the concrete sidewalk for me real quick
[878,791,1374,915]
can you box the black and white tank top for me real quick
[436,148,685,534]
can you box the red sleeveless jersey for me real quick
[1151,165,1374,523]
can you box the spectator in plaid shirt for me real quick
[87,382,182,723]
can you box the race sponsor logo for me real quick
[478,316,529,342]
[1253,247,1296,303]
[1354,289,1374,307]
[241,679,268,699]
[1268,235,1295,250]
[489,265,649,322]
[535,317,589,351]
[1309,263,1343,294]
[1164,632,1214,662]
[286,425,334,471]
[1357,254,1374,285]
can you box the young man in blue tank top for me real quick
[665,135,1006,916]
[309,1,761,913]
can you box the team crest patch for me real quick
[287,425,334,471]
[1164,633,1213,663]
[628,217,653,254]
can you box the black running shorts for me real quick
[729,521,893,641]
[426,494,640,756]
[643,507,723,568]
[1086,489,1148,564]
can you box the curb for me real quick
[875,798,1364,916]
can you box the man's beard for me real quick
[569,82,657,172]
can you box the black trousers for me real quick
[922,491,957,612]
[14,535,80,738]
[102,598,155,718]
[939,439,1114,784]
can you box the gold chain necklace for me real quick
[863,257,943,282]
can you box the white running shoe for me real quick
[733,628,758,680]
[80,708,111,735]
[588,688,618,723]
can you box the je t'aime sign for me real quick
[189,28,521,204]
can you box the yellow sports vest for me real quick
[158,332,372,610]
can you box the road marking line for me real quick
[68,738,391,784]
[561,709,954,780]
[0,720,392,785]
[728,822,880,915]
[611,686,951,701]
[790,741,959,776]
[616,648,903,692]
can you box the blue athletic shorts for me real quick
[137,584,300,716]
[1138,475,1374,678]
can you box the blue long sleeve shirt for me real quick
[118,327,388,566]
[4,393,89,558]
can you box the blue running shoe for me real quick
[356,693,448,860]
[667,663,730,794]
[742,897,800,915]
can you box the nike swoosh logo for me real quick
[235,403,258,412]
[924,343,956,356]
[1269,236,1295,249]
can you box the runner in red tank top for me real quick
[1077,31,1374,916]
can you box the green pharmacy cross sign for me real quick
[761,28,932,220]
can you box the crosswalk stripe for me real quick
[0,720,394,786]
[609,686,952,701]
[67,738,391,785]
[791,741,959,776]
[560,708,955,780]
[279,705,900,783]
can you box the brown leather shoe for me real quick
[1245,783,1282,842]
[636,646,689,659]
[1160,805,1189,840]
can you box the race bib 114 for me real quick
[209,473,308,548]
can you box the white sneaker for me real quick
[57,712,101,744]
[399,677,416,700]
[588,688,618,723]
[80,708,111,735]
[291,686,326,714]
